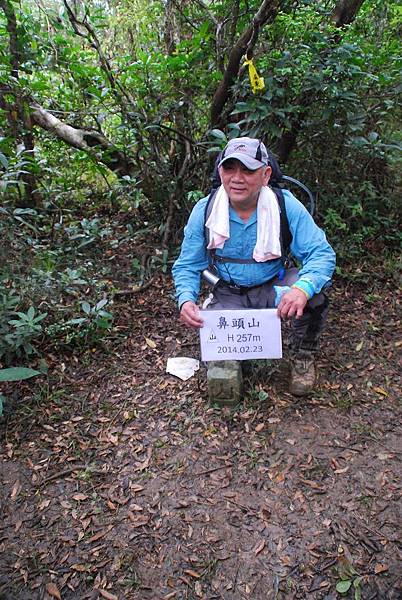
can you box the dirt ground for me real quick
[1,276,401,600]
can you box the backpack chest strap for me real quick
[210,250,257,264]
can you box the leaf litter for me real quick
[0,278,401,599]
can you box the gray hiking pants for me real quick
[207,268,329,354]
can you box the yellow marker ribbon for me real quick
[244,57,265,94]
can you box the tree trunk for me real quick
[30,102,135,177]
[276,0,367,164]
[331,0,366,27]
[210,0,282,128]
[0,0,41,206]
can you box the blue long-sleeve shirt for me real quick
[172,190,336,308]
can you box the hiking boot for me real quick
[289,351,316,396]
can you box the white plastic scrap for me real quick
[166,357,200,381]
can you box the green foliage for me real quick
[336,575,363,599]
[0,0,400,332]
[47,298,114,348]
[0,367,41,382]
[0,203,122,360]
[227,1,401,261]
[0,367,41,416]
[0,282,47,363]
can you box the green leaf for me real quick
[354,586,362,600]
[95,298,108,311]
[0,152,9,169]
[0,394,4,417]
[209,129,226,141]
[0,368,41,382]
[336,580,352,594]
[81,301,91,315]
[32,313,47,323]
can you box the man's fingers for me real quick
[277,289,308,320]
[180,303,203,328]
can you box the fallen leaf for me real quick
[46,582,61,600]
[130,483,144,494]
[10,479,21,501]
[15,519,23,532]
[259,507,271,521]
[253,539,265,555]
[373,387,388,397]
[300,478,325,491]
[38,499,51,511]
[98,590,118,600]
[255,423,265,432]
[275,471,286,484]
[194,581,203,597]
[377,452,394,460]
[81,517,91,530]
[184,569,201,579]
[72,493,88,502]
[145,337,156,349]
[133,448,152,472]
[71,564,87,572]
[355,341,363,351]
[334,467,349,474]
[374,563,389,574]
[87,526,113,544]
[128,513,149,528]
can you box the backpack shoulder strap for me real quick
[204,187,218,252]
[272,187,292,258]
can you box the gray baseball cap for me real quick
[218,137,269,170]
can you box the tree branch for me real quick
[210,0,282,128]
[30,101,135,177]
[162,139,191,248]
[63,0,136,111]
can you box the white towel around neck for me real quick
[205,185,282,262]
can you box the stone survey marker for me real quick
[200,308,282,361]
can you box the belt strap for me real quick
[218,276,275,294]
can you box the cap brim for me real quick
[218,153,266,170]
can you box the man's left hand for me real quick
[277,288,308,319]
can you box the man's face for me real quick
[219,159,271,207]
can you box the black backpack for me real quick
[205,150,315,266]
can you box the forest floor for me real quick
[1,273,401,600]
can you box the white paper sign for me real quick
[199,309,282,361]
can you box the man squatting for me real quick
[172,137,336,396]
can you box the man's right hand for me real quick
[179,301,204,329]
